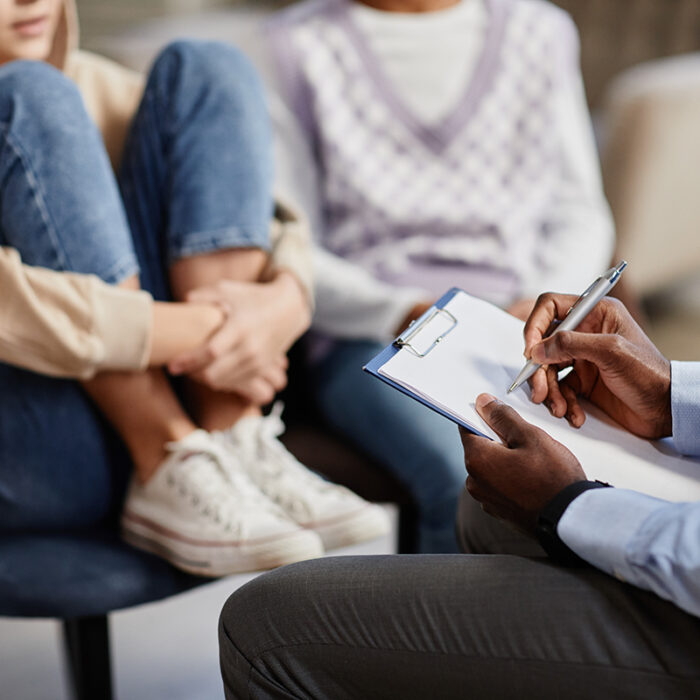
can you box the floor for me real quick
[0,513,396,700]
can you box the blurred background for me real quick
[4,1,700,698]
[76,0,700,361]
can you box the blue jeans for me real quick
[314,341,465,552]
[0,41,272,533]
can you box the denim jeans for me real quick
[313,340,465,553]
[0,41,272,533]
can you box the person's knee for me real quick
[151,40,266,111]
[219,562,320,672]
[220,563,307,649]
[0,60,83,123]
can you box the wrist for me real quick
[269,270,312,329]
[150,302,224,366]
[536,480,612,566]
[659,360,673,438]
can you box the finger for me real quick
[260,365,288,393]
[169,326,242,375]
[460,427,509,478]
[546,366,567,418]
[198,353,257,391]
[474,394,533,448]
[168,344,216,376]
[465,476,516,520]
[531,331,629,370]
[237,378,276,406]
[529,366,549,404]
[465,475,481,501]
[560,381,586,428]
[523,293,580,357]
[560,373,587,428]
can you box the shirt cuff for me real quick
[90,280,153,373]
[671,361,700,456]
[536,480,610,565]
[558,487,666,582]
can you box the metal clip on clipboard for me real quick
[394,306,458,358]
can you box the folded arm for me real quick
[0,246,227,380]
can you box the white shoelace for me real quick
[245,404,334,492]
[164,436,273,531]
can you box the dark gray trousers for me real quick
[219,492,700,699]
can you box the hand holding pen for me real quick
[516,283,672,439]
[509,262,627,394]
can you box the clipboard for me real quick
[363,288,491,438]
[362,287,700,503]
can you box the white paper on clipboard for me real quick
[378,290,700,502]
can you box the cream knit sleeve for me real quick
[0,247,152,379]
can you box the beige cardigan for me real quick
[0,0,312,380]
[0,247,153,379]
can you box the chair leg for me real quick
[397,504,420,554]
[62,615,113,700]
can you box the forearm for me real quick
[264,268,312,347]
[671,361,700,456]
[313,246,426,341]
[1,247,152,378]
[557,488,700,617]
[148,302,225,367]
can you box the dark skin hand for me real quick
[461,394,586,534]
[461,296,673,533]
[523,294,672,440]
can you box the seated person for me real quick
[234,0,615,552]
[0,0,388,577]
[219,294,700,698]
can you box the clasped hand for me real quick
[169,272,311,405]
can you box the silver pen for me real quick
[507,261,628,394]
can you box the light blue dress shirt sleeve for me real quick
[557,361,700,617]
[670,361,700,456]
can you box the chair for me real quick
[0,531,209,700]
[0,384,417,700]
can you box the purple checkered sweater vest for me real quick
[268,0,578,304]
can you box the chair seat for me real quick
[0,532,209,619]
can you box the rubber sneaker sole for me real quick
[121,510,324,577]
[304,504,391,551]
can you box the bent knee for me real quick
[0,60,83,121]
[152,40,264,102]
[220,562,320,656]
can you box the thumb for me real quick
[168,343,214,375]
[169,330,228,375]
[531,331,622,368]
[475,394,532,447]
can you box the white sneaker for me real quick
[121,429,324,576]
[216,404,391,551]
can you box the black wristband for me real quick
[535,480,612,566]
